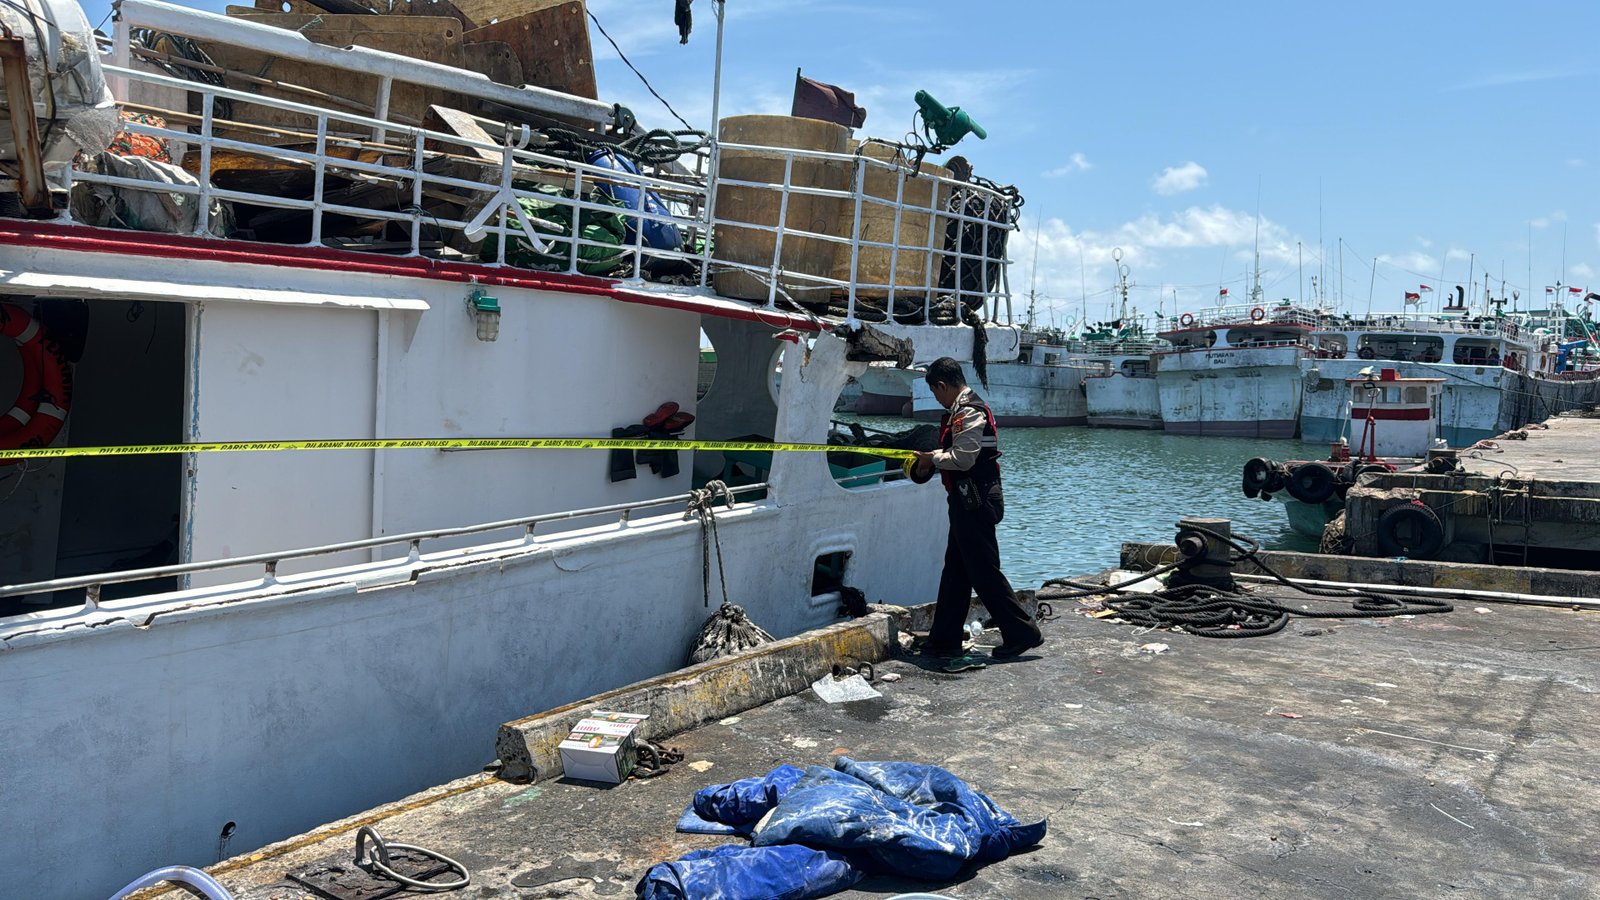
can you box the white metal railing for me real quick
[0,463,909,620]
[47,4,1019,327]
[0,481,772,619]
[1162,304,1322,331]
[1314,316,1521,338]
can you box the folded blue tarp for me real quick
[656,757,1046,897]
[635,843,860,900]
[677,764,806,835]
[751,757,1047,881]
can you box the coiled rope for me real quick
[1040,524,1455,638]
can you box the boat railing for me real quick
[1163,304,1321,330]
[1316,317,1518,337]
[0,464,908,624]
[40,0,1018,328]
[1156,338,1314,354]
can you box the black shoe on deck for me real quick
[991,632,1045,660]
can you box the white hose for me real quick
[109,865,234,900]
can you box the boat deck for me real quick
[205,586,1600,900]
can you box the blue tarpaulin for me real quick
[677,764,806,835]
[647,757,1046,898]
[752,758,1047,881]
[634,844,860,900]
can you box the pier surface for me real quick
[1459,413,1600,482]
[1346,413,1600,564]
[213,590,1600,900]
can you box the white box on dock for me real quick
[557,711,649,784]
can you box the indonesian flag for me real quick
[1547,286,1556,295]
[1404,291,1422,304]
[1570,286,1583,295]
[1219,287,1229,297]
[1419,284,1433,292]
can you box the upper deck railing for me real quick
[1161,303,1322,332]
[28,1,1019,328]
[1314,314,1524,340]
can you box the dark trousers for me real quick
[927,487,1038,652]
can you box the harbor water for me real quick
[842,415,1317,588]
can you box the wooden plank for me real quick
[461,40,522,87]
[205,13,468,129]
[248,0,477,28]
[463,2,596,99]
[451,0,568,27]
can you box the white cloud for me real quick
[1445,248,1471,262]
[1416,236,1433,248]
[1043,153,1092,178]
[1571,263,1596,280]
[1151,161,1208,196]
[1377,251,1440,274]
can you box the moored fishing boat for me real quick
[1154,299,1318,438]
[0,2,1027,895]
[1243,368,1444,539]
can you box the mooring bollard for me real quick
[1172,516,1236,588]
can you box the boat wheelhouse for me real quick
[0,2,1025,895]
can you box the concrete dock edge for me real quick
[494,612,897,783]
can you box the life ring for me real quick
[1250,306,1265,322]
[1357,347,1376,360]
[1285,462,1336,504]
[1179,312,1195,327]
[0,303,73,463]
[1375,503,1445,558]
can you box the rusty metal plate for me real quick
[288,850,455,900]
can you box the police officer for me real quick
[911,357,1044,665]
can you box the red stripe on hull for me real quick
[0,220,824,331]
[1163,419,1298,439]
[1351,407,1432,421]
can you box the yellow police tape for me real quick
[0,437,918,462]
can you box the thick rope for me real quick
[1041,524,1455,638]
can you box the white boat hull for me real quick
[909,360,1090,426]
[1085,374,1162,429]
[1155,346,1306,438]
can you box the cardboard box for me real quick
[557,710,649,784]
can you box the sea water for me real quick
[842,416,1316,588]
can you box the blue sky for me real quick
[89,0,1598,328]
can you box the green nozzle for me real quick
[914,90,987,148]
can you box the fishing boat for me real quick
[907,327,1097,425]
[1153,297,1319,438]
[853,362,918,416]
[1242,368,1444,539]
[0,2,1025,895]
[1301,289,1600,447]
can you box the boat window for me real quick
[1404,386,1428,403]
[1452,340,1500,365]
[1356,334,1444,362]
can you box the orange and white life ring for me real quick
[0,303,72,463]
[1250,306,1265,322]
[1179,312,1196,327]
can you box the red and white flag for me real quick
[1404,291,1422,304]
[1569,286,1583,295]
[1546,286,1556,295]
[1219,287,1229,297]
[1418,284,1433,292]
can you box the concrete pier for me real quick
[1342,414,1600,567]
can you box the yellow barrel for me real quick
[839,142,951,300]
[711,115,850,306]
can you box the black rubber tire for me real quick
[1241,457,1274,498]
[1358,347,1377,360]
[1263,466,1287,495]
[1375,504,1445,559]
[1286,462,1337,504]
